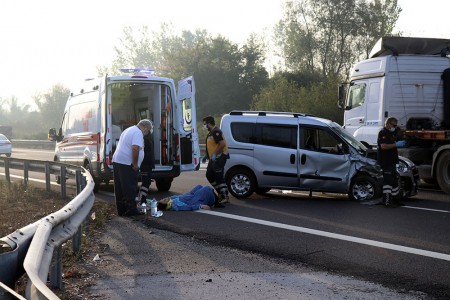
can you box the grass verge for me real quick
[0,180,116,299]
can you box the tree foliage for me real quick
[276,0,401,78]
[2,1,403,138]
[104,24,269,118]
[33,84,69,132]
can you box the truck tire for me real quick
[436,150,450,194]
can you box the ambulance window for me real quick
[61,113,68,137]
[182,98,192,132]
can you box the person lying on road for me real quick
[156,185,218,211]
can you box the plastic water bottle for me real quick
[140,202,147,215]
[150,198,157,216]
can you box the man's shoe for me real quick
[219,195,230,204]
[214,202,226,208]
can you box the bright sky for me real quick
[0,0,449,109]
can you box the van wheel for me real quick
[436,150,450,194]
[156,178,172,192]
[349,175,380,201]
[226,168,255,198]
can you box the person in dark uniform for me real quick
[377,117,405,207]
[202,116,230,205]
[138,130,155,204]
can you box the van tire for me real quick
[156,178,172,192]
[226,168,255,198]
[349,174,380,201]
[436,150,450,194]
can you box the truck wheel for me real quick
[436,151,450,194]
[156,178,172,192]
[349,175,381,201]
[226,168,255,198]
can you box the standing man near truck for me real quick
[202,116,230,205]
[377,117,406,207]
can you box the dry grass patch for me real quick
[0,180,116,299]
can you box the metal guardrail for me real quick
[0,157,94,300]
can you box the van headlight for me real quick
[396,160,409,173]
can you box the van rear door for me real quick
[176,76,200,171]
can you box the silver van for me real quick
[221,111,419,200]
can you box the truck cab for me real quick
[338,37,450,194]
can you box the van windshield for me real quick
[330,122,368,154]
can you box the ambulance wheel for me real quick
[84,161,99,193]
[156,178,172,192]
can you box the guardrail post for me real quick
[23,161,29,186]
[49,245,62,289]
[60,166,66,199]
[45,163,51,192]
[72,170,83,253]
[4,159,11,184]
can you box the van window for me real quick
[230,122,254,143]
[347,83,366,109]
[259,124,297,149]
[301,127,343,153]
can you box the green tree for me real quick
[276,0,401,78]
[33,84,69,135]
[105,25,269,118]
[251,74,343,123]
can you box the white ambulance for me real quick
[49,69,200,192]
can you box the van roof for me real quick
[224,110,335,127]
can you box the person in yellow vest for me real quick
[202,116,230,204]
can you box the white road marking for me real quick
[198,210,450,261]
[402,206,450,213]
[3,172,449,261]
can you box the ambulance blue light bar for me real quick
[119,68,155,76]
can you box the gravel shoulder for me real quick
[78,216,429,300]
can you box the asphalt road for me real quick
[5,148,450,299]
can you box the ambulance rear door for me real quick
[176,76,200,171]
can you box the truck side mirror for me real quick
[338,83,345,109]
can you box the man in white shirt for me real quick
[112,119,153,216]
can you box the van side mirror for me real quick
[48,128,57,141]
[48,128,62,142]
[338,83,345,109]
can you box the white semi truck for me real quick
[338,36,450,194]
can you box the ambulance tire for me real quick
[156,178,172,192]
[84,161,100,193]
